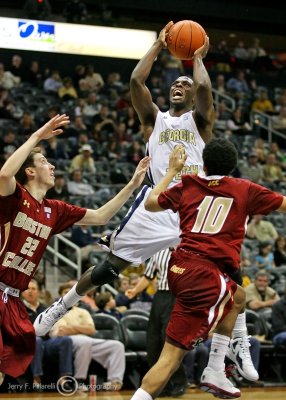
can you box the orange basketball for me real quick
[167,20,206,60]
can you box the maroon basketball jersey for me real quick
[0,184,86,290]
[158,175,283,270]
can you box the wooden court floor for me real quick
[0,387,286,400]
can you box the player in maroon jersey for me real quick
[0,114,150,383]
[128,139,286,400]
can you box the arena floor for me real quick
[1,387,286,399]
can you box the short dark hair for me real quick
[95,292,112,310]
[203,138,238,176]
[15,147,42,185]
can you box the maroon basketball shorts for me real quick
[166,250,237,350]
[0,295,35,377]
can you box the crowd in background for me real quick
[1,33,286,391]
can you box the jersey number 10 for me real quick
[192,196,234,234]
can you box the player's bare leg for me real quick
[200,286,245,399]
[130,342,187,400]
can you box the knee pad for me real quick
[91,260,120,286]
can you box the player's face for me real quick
[169,77,196,107]
[33,153,55,189]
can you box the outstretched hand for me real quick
[129,156,151,189]
[158,21,174,47]
[169,145,187,174]
[33,114,70,141]
[193,35,210,59]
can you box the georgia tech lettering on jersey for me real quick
[159,129,197,145]
[13,211,52,239]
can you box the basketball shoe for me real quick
[226,336,259,381]
[33,298,68,336]
[200,366,241,399]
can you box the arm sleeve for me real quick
[247,182,283,215]
[51,201,87,234]
[158,182,183,212]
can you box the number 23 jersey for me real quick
[158,175,283,270]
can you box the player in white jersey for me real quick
[34,24,259,387]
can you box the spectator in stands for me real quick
[93,104,117,135]
[226,108,252,139]
[253,138,268,165]
[0,63,20,90]
[248,38,267,62]
[271,283,286,345]
[50,282,125,391]
[262,153,286,186]
[269,142,286,170]
[45,136,69,160]
[24,0,52,20]
[22,279,74,392]
[233,41,249,66]
[245,271,279,315]
[58,77,78,101]
[226,71,249,99]
[65,115,87,137]
[116,86,131,110]
[69,144,96,174]
[255,241,276,271]
[82,64,104,92]
[101,139,122,162]
[213,74,227,95]
[43,70,63,94]
[239,152,263,183]
[82,91,101,119]
[126,140,145,165]
[67,169,95,196]
[273,236,286,267]
[0,130,20,162]
[95,292,123,320]
[73,65,86,90]
[272,106,286,134]
[70,225,96,266]
[246,214,278,243]
[47,171,70,201]
[18,111,36,138]
[25,60,42,87]
[156,95,168,112]
[251,89,274,113]
[274,93,286,113]
[121,106,141,135]
[63,0,88,23]
[78,289,99,313]
[10,55,25,80]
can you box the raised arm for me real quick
[130,21,173,142]
[77,156,150,225]
[0,114,70,196]
[145,145,187,212]
[192,36,215,143]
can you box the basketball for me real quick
[167,20,206,60]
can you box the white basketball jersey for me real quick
[146,110,205,187]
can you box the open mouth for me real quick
[172,89,183,100]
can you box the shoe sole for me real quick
[199,383,241,399]
[226,351,259,381]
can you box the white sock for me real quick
[207,333,230,370]
[62,284,83,308]
[232,312,247,338]
[130,388,153,400]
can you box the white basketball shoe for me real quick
[226,336,259,381]
[200,366,241,399]
[33,298,68,336]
